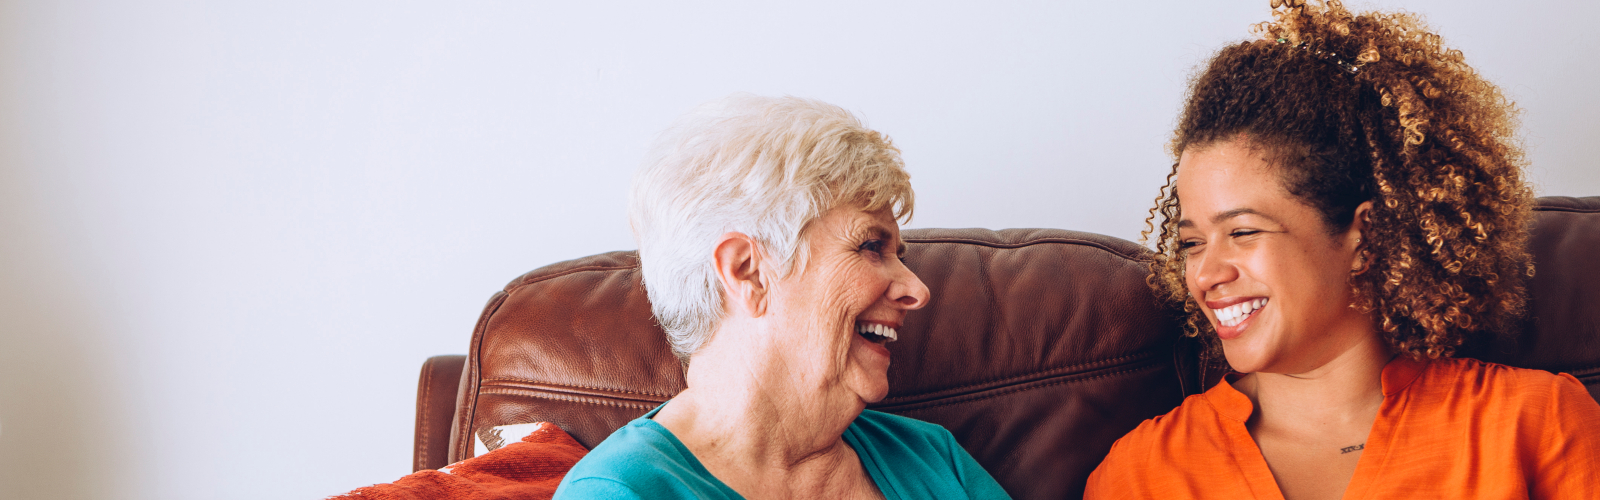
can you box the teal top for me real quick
[552,403,1011,500]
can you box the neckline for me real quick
[638,401,891,499]
[636,402,743,497]
[1202,356,1431,500]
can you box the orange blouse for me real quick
[1085,356,1600,499]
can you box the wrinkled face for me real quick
[1175,139,1369,374]
[765,204,930,404]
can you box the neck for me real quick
[1238,332,1393,430]
[654,318,863,477]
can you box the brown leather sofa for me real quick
[412,196,1600,499]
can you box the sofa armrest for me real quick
[414,354,467,471]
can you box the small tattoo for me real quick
[1340,443,1365,454]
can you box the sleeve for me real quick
[1083,438,1140,500]
[553,477,646,500]
[938,428,1012,500]
[1530,373,1600,500]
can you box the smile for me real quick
[856,322,899,344]
[1216,298,1267,327]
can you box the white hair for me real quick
[629,94,914,362]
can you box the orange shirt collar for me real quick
[1380,354,1428,397]
[1207,374,1255,423]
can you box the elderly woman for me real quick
[1087,2,1600,499]
[552,95,1010,499]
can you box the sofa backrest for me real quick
[1463,196,1600,400]
[439,196,1600,500]
[447,228,1192,500]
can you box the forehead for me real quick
[1175,141,1289,222]
[811,204,900,238]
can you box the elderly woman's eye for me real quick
[859,240,886,255]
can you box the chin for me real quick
[857,376,896,403]
[860,387,889,404]
[1219,342,1268,374]
[853,373,890,404]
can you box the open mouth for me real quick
[1216,298,1268,328]
[855,322,899,344]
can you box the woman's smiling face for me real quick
[1175,138,1374,375]
[764,204,929,405]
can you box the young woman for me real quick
[1086,1,1600,499]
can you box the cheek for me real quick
[1255,247,1338,292]
[1181,263,1204,297]
[803,263,877,317]
[837,265,892,307]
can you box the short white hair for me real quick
[629,94,914,362]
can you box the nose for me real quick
[1188,246,1238,294]
[890,257,931,310]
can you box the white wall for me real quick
[0,1,1594,498]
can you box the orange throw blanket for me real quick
[333,422,587,500]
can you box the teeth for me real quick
[856,323,899,342]
[1215,298,1268,328]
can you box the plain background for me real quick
[1,1,1595,498]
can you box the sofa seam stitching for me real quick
[878,351,1160,401]
[472,351,1162,402]
[507,264,639,291]
[872,363,1165,412]
[902,236,1151,262]
[479,378,677,399]
[502,236,1157,290]
[478,388,658,410]
[417,357,435,470]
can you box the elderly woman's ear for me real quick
[713,231,771,318]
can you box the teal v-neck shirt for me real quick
[552,403,1011,499]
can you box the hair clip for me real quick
[1276,38,1365,74]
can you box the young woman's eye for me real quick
[1178,240,1202,252]
[1230,229,1261,238]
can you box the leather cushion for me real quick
[1464,196,1600,400]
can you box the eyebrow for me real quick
[1176,207,1275,228]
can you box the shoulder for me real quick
[853,410,953,440]
[554,419,733,500]
[1106,378,1249,461]
[1428,356,1560,384]
[848,410,963,459]
[1097,392,1222,467]
[555,477,646,499]
[1420,357,1592,407]
[848,411,1011,499]
[1412,357,1600,433]
[1416,357,1600,491]
[1088,384,1246,497]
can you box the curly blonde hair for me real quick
[1146,0,1534,360]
